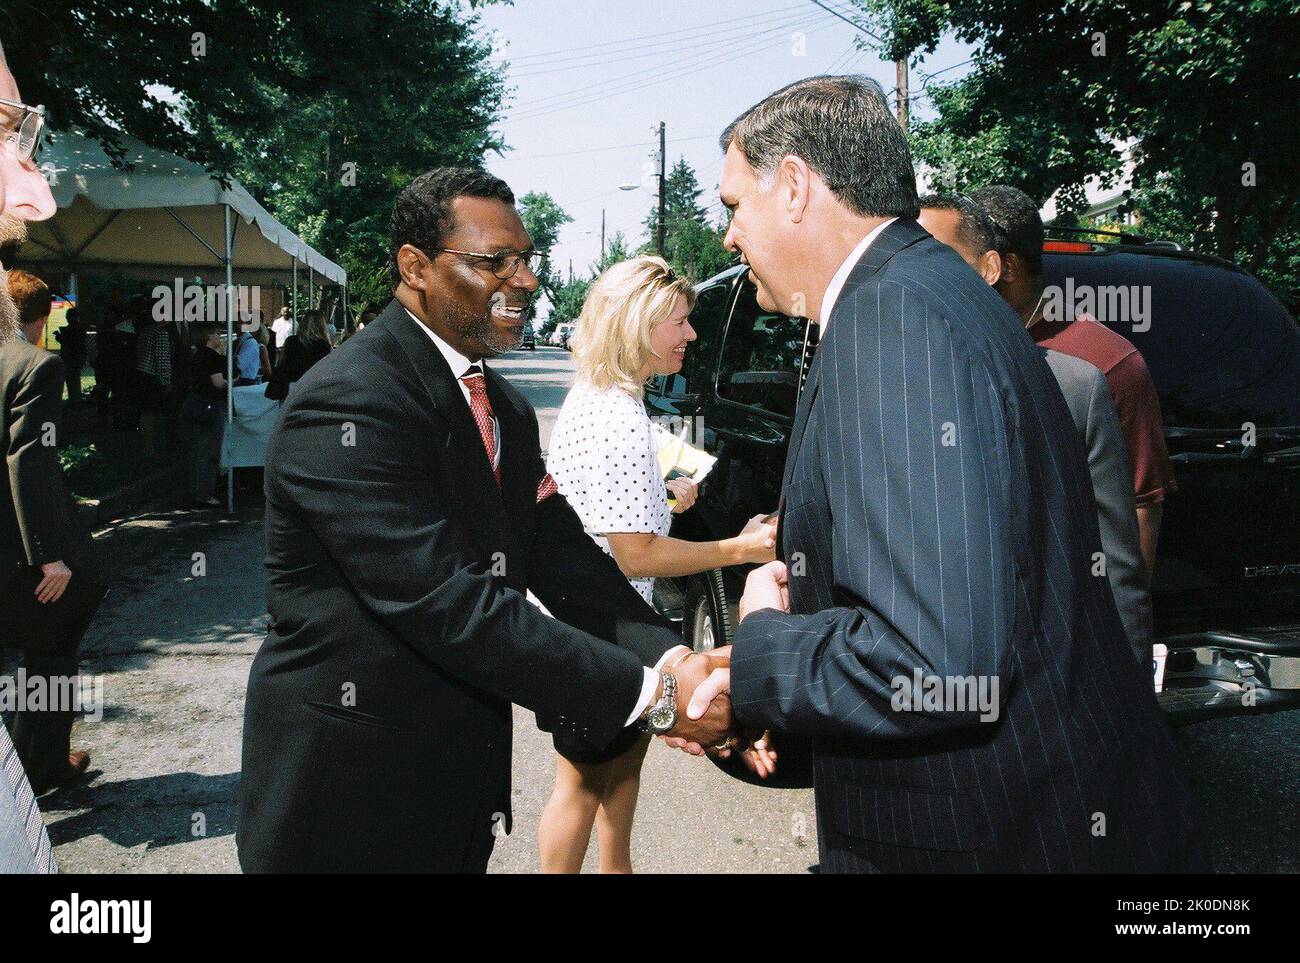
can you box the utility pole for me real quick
[656,120,667,258]
[601,207,606,261]
[895,58,909,129]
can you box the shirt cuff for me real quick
[623,646,690,727]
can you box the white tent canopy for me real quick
[20,130,347,511]
[21,129,345,284]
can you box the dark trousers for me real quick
[189,412,226,501]
[0,566,105,788]
[64,364,83,402]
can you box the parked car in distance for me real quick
[551,322,575,350]
[646,234,1300,789]
[520,324,536,350]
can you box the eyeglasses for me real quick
[0,98,45,164]
[427,247,548,280]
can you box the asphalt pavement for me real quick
[27,346,1298,873]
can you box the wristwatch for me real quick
[639,670,678,734]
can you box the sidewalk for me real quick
[39,504,266,872]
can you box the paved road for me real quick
[29,347,1298,873]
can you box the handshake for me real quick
[652,646,777,778]
[647,560,792,779]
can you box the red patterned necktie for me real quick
[460,367,501,488]
[461,365,559,502]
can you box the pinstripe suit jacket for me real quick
[730,220,1206,873]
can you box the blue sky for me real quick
[475,0,972,293]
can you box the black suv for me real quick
[646,235,1300,742]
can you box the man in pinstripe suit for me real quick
[689,75,1205,872]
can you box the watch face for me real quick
[648,705,675,733]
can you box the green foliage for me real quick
[640,158,733,282]
[518,191,572,305]
[593,231,633,275]
[8,1,508,310]
[547,277,591,328]
[852,0,1300,308]
[58,442,98,476]
[546,230,637,329]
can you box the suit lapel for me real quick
[829,218,931,323]
[776,220,929,555]
[483,366,535,531]
[374,300,508,529]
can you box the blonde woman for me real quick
[538,255,777,874]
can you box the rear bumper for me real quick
[1156,626,1300,725]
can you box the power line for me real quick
[507,15,840,124]
[806,0,885,48]
[505,12,824,117]
[506,7,816,77]
[917,58,974,83]
[499,3,809,63]
[514,133,715,161]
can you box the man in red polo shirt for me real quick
[970,185,1176,578]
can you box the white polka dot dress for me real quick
[547,379,671,604]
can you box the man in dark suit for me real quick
[686,76,1205,872]
[1,252,101,798]
[918,194,1152,664]
[237,168,732,873]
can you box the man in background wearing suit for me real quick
[238,168,732,873]
[918,193,1151,663]
[1,270,103,794]
[0,36,61,872]
[687,75,1204,872]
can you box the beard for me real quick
[0,215,28,345]
[0,213,26,247]
[437,299,523,358]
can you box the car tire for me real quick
[686,571,816,790]
[686,571,731,653]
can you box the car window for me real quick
[715,279,806,420]
[665,281,732,397]
[1043,251,1300,428]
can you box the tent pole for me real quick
[292,255,298,335]
[225,204,235,513]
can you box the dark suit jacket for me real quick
[237,299,679,873]
[1043,348,1151,662]
[730,221,1205,873]
[1,339,92,581]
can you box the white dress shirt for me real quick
[819,217,897,328]
[405,309,679,726]
[406,308,498,468]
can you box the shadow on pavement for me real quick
[40,770,240,850]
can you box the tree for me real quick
[593,231,632,275]
[546,277,590,329]
[543,231,633,332]
[639,157,732,282]
[852,0,1300,308]
[6,1,507,308]
[518,191,571,305]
